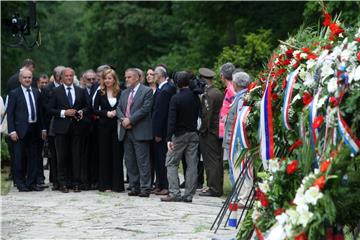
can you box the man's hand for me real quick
[64,109,77,117]
[41,131,47,141]
[78,110,84,120]
[122,118,131,128]
[167,141,174,153]
[155,136,162,143]
[10,132,19,142]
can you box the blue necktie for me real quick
[27,89,36,121]
[67,87,73,107]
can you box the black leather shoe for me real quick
[128,190,140,196]
[59,186,69,193]
[29,186,45,191]
[199,190,222,197]
[182,197,193,203]
[37,183,49,188]
[73,185,81,192]
[179,182,185,188]
[18,186,31,192]
[138,192,150,198]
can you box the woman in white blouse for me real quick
[93,69,124,192]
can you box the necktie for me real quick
[125,89,134,117]
[27,89,36,121]
[67,87,73,107]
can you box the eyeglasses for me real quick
[87,78,96,81]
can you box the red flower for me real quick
[295,232,308,240]
[320,160,331,173]
[286,160,298,175]
[274,208,285,216]
[260,193,269,208]
[285,49,294,58]
[323,13,332,27]
[247,82,257,92]
[357,52,360,62]
[322,44,333,50]
[356,37,360,43]
[329,96,339,107]
[301,47,311,53]
[275,68,286,78]
[307,53,318,60]
[289,139,303,153]
[312,116,324,129]
[302,92,313,105]
[313,175,326,190]
[272,92,278,101]
[295,52,302,61]
[329,33,335,41]
[329,22,344,36]
[283,59,291,66]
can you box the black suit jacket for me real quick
[152,82,176,138]
[49,85,90,135]
[7,86,43,138]
[93,90,120,119]
[7,72,38,92]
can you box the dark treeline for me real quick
[2,1,359,94]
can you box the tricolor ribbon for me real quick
[282,70,298,130]
[260,80,274,169]
[338,109,360,154]
[309,88,322,149]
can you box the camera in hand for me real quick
[189,76,206,95]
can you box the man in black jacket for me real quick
[49,67,89,193]
[161,71,201,203]
[7,68,45,192]
[151,66,176,195]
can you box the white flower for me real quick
[280,45,287,52]
[293,50,300,58]
[275,58,280,65]
[331,46,342,59]
[300,53,308,59]
[321,63,335,80]
[340,49,351,62]
[317,96,328,109]
[259,181,270,193]
[304,186,323,205]
[294,188,305,206]
[327,77,338,93]
[299,68,307,80]
[290,59,297,67]
[314,168,320,175]
[286,209,299,225]
[298,209,313,227]
[291,94,301,105]
[296,203,309,214]
[306,59,316,70]
[276,213,289,225]
[352,65,360,81]
[269,159,280,173]
[252,209,260,221]
[284,223,293,237]
[303,72,315,87]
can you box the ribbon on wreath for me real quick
[282,70,298,130]
[309,88,322,149]
[338,109,360,154]
[260,80,274,169]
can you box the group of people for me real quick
[2,58,253,204]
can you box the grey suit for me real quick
[116,84,153,193]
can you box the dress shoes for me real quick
[73,185,81,192]
[52,184,60,191]
[37,183,49,188]
[199,189,222,197]
[18,186,31,192]
[59,186,69,193]
[126,186,131,191]
[160,195,181,202]
[150,187,161,194]
[155,189,169,196]
[29,186,45,191]
[182,196,193,203]
[128,190,140,196]
[179,182,185,188]
[138,192,150,198]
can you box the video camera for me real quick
[189,76,207,95]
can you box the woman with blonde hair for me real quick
[93,69,124,192]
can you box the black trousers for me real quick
[36,138,45,184]
[88,120,99,186]
[200,132,224,195]
[97,119,124,192]
[153,139,168,189]
[48,136,58,185]
[12,124,39,188]
[55,124,85,187]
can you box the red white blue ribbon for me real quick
[260,80,274,168]
[309,88,322,148]
[282,70,298,130]
[338,109,360,154]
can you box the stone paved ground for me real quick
[1,171,237,240]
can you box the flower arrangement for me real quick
[235,5,360,240]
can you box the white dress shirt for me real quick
[21,85,37,123]
[60,84,76,118]
[158,80,167,90]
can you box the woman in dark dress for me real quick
[94,69,124,192]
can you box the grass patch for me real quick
[56,221,64,228]
[193,224,207,233]
[1,167,11,196]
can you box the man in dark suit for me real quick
[151,66,176,195]
[116,68,153,197]
[7,68,44,192]
[7,58,37,92]
[42,66,65,190]
[49,67,89,193]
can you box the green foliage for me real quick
[1,136,10,163]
